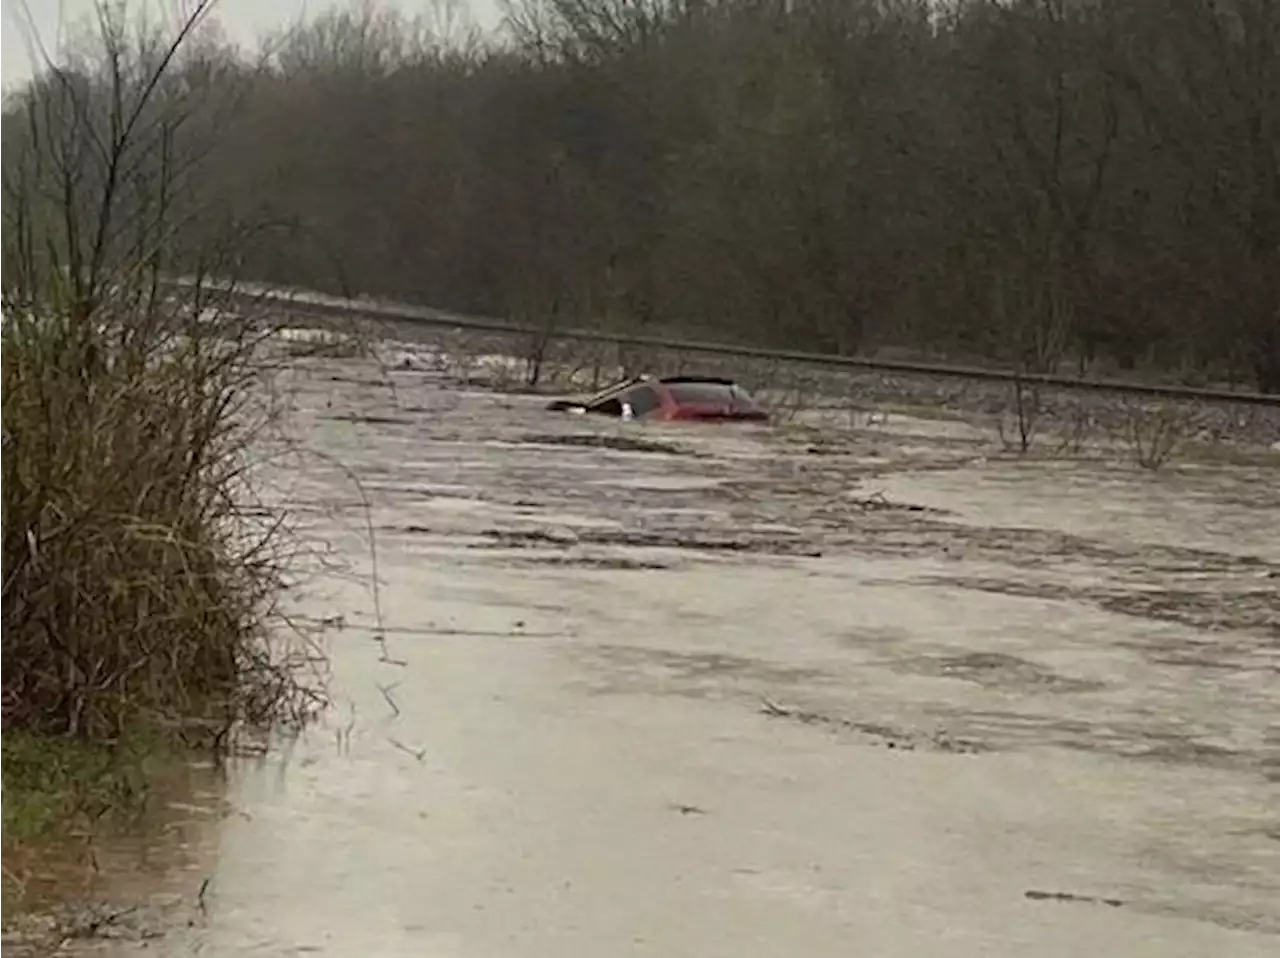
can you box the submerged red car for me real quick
[547,375,769,423]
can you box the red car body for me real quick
[547,376,769,423]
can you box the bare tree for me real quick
[75,0,1273,392]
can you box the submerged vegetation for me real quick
[1,1,321,899]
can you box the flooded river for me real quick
[16,355,1280,956]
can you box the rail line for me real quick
[172,278,1280,407]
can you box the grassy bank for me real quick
[2,732,160,842]
[0,728,223,939]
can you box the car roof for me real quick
[565,375,751,408]
[657,376,738,386]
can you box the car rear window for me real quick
[666,382,754,406]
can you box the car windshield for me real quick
[581,377,647,406]
[666,382,756,406]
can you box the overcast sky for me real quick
[1,0,503,87]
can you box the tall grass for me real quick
[1,299,320,741]
[1,1,321,750]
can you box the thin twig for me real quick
[377,681,402,718]
[387,737,426,762]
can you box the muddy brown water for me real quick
[15,357,1280,956]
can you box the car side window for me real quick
[625,386,661,418]
[590,398,623,416]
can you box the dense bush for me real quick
[1,0,319,745]
[0,302,313,739]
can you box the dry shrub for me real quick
[544,341,626,392]
[738,360,814,425]
[1124,401,1192,470]
[1048,397,1099,457]
[1,300,322,741]
[996,379,1042,453]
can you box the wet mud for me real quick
[2,763,224,955]
[21,352,1280,956]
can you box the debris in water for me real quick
[669,803,708,816]
[759,697,985,754]
[387,737,427,762]
[1025,889,1125,908]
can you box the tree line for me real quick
[4,0,1278,391]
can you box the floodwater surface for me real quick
[25,356,1280,956]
